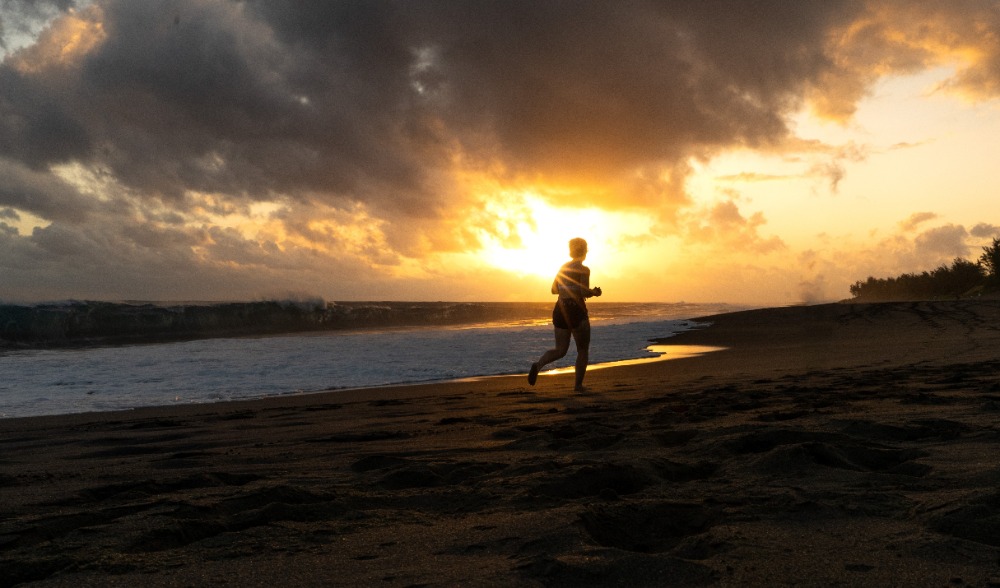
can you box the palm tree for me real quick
[979,237,1000,284]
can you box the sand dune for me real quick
[3,300,1000,586]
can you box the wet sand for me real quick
[4,300,1000,586]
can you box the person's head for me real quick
[568,237,588,260]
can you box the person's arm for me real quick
[581,267,601,298]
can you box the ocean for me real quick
[0,302,742,418]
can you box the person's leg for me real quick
[529,327,571,385]
[571,319,591,391]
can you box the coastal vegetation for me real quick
[850,237,1000,301]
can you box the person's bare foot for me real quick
[528,363,539,386]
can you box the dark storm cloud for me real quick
[0,157,92,221]
[346,0,861,201]
[8,0,1000,221]
[78,0,446,214]
[0,66,92,166]
[1,0,867,223]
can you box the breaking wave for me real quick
[0,300,737,349]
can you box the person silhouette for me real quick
[528,237,602,391]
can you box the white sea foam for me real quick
[0,304,733,418]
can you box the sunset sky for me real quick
[2,1,1000,306]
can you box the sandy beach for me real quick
[4,300,1000,587]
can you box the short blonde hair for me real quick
[569,237,588,259]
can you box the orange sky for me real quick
[2,1,1000,305]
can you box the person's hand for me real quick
[592,286,602,297]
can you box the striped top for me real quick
[552,260,591,304]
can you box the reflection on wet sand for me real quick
[541,344,726,376]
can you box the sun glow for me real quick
[475,193,651,282]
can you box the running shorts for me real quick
[552,298,588,330]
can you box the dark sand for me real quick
[4,300,1000,586]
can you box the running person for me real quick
[528,237,602,391]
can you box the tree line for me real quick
[850,237,1000,301]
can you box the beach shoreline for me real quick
[4,300,1000,586]
[0,304,720,420]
